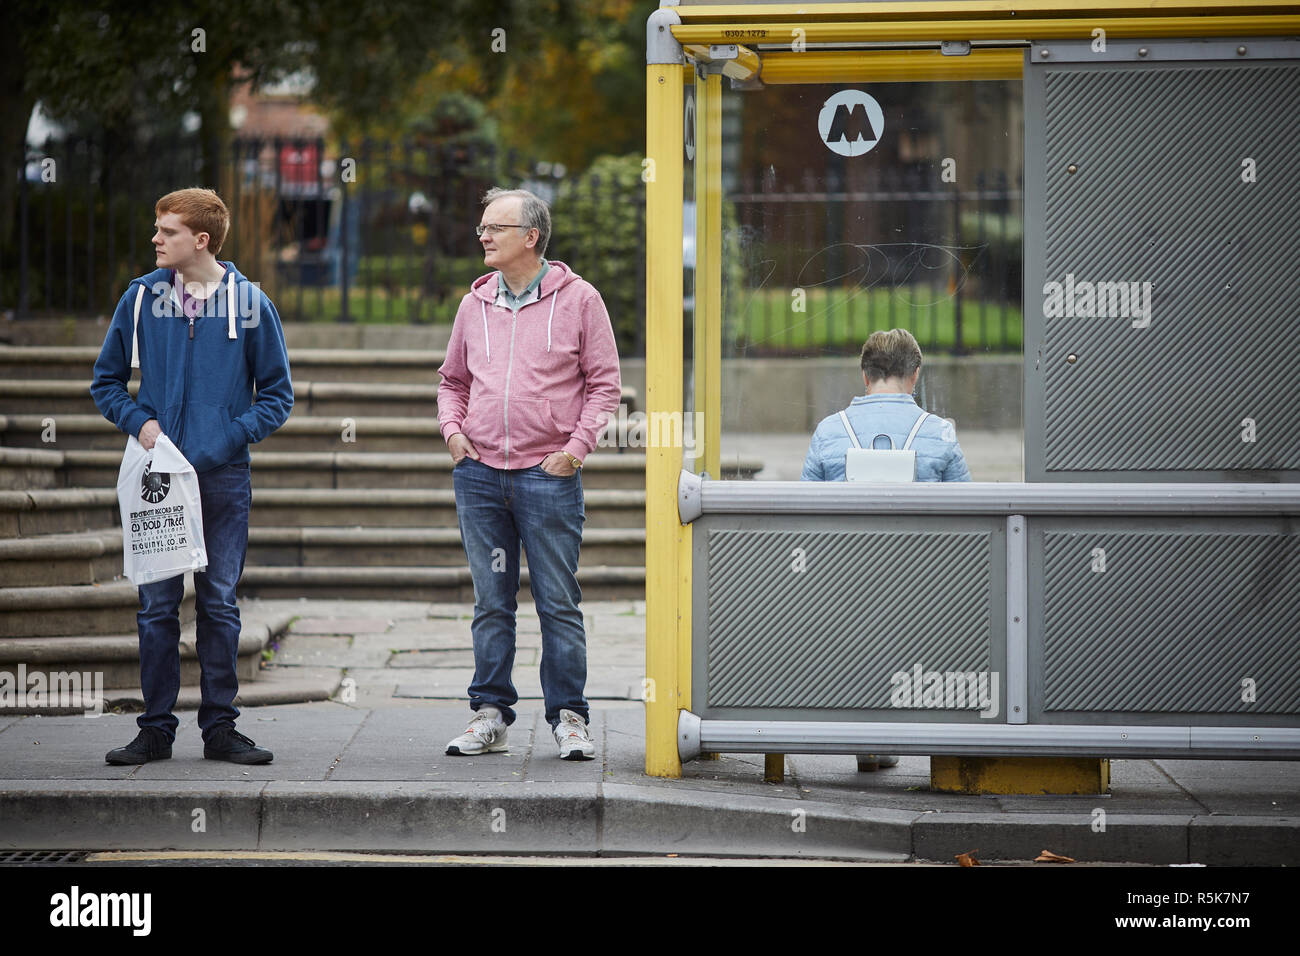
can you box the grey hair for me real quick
[482,187,551,258]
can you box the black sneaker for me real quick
[105,728,172,765]
[203,727,273,765]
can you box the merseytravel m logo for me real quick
[818,90,885,156]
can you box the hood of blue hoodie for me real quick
[91,260,293,473]
[128,261,248,316]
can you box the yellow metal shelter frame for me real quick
[643,0,1300,777]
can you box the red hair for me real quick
[155,188,231,256]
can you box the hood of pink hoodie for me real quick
[467,260,583,304]
[437,260,622,470]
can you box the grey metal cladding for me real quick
[1038,61,1300,473]
[705,529,993,708]
[1042,530,1300,713]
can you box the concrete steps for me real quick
[2,525,646,585]
[237,564,644,602]
[3,396,639,453]
[3,413,444,453]
[248,487,646,529]
[0,608,287,699]
[46,449,671,491]
[0,579,195,638]
[0,335,741,699]
[246,525,645,568]
[0,447,63,490]
[0,488,118,537]
[0,529,121,586]
[0,318,452,352]
[0,379,440,417]
[0,346,447,383]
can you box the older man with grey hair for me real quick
[436,187,622,760]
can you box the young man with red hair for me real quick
[92,188,293,765]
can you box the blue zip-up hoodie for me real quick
[91,263,294,473]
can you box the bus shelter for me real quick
[643,1,1300,782]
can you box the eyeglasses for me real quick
[475,223,529,237]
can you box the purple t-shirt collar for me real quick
[173,266,227,319]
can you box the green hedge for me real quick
[549,153,645,355]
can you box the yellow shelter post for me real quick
[644,44,687,777]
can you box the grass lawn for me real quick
[727,286,1022,352]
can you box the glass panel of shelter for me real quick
[715,76,1025,481]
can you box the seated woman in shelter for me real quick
[801,328,970,772]
[801,328,971,483]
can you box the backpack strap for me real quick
[837,410,862,449]
[902,410,932,451]
[130,284,145,369]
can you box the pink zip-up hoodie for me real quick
[437,261,622,470]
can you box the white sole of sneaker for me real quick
[446,741,509,756]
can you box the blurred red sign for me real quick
[279,143,320,184]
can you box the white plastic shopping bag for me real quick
[117,433,207,585]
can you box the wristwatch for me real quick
[562,451,583,470]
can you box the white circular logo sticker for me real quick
[684,89,696,161]
[818,90,885,157]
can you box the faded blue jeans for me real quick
[136,462,250,743]
[452,458,587,728]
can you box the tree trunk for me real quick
[0,21,35,276]
[191,54,231,191]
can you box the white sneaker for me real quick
[553,709,595,760]
[446,707,508,756]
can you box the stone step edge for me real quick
[4,414,447,434]
[0,379,637,405]
[0,607,290,666]
[68,667,342,714]
[0,380,433,399]
[1,488,647,508]
[53,449,697,473]
[0,346,448,366]
[240,565,645,584]
[0,526,647,557]
[0,530,118,560]
[0,577,196,611]
[0,447,64,467]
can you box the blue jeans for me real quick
[136,462,250,743]
[453,458,587,728]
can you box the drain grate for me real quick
[0,849,88,864]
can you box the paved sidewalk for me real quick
[1,598,1295,863]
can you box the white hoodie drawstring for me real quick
[227,274,237,340]
[130,284,145,369]
[481,300,491,363]
[546,291,557,353]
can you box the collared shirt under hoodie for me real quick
[495,260,550,314]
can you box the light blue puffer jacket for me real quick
[801,393,972,482]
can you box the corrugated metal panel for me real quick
[705,529,993,708]
[1042,530,1300,713]
[1035,62,1300,473]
